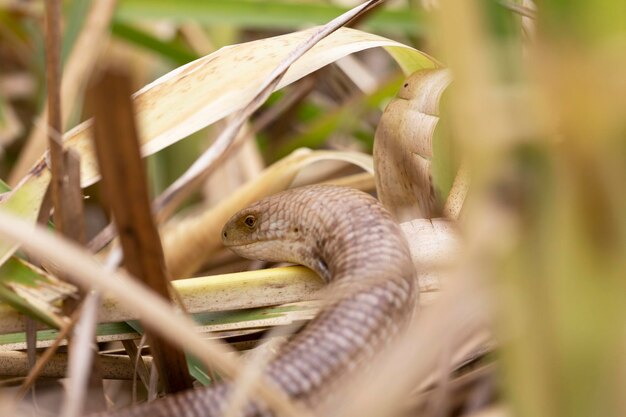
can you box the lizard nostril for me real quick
[223,231,227,238]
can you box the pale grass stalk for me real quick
[180,22,216,56]
[291,159,364,187]
[0,218,454,336]
[0,211,313,417]
[60,292,99,417]
[148,358,159,402]
[335,55,378,94]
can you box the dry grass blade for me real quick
[0,216,453,336]
[88,68,192,393]
[57,150,86,245]
[1,26,427,266]
[121,339,152,393]
[318,172,375,191]
[42,0,65,232]
[0,211,311,417]
[408,363,497,415]
[152,0,385,217]
[401,218,462,273]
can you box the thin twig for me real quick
[43,0,65,231]
[15,305,83,401]
[60,292,100,417]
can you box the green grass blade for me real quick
[111,21,199,66]
[116,0,426,34]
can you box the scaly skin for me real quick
[96,185,417,417]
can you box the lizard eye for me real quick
[244,215,257,229]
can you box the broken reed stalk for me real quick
[61,150,107,414]
[87,68,193,393]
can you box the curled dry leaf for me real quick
[374,68,452,221]
[152,0,406,215]
[21,27,431,189]
[1,27,434,268]
[163,148,374,278]
[132,26,432,160]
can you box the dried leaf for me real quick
[374,68,452,221]
[1,27,434,267]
